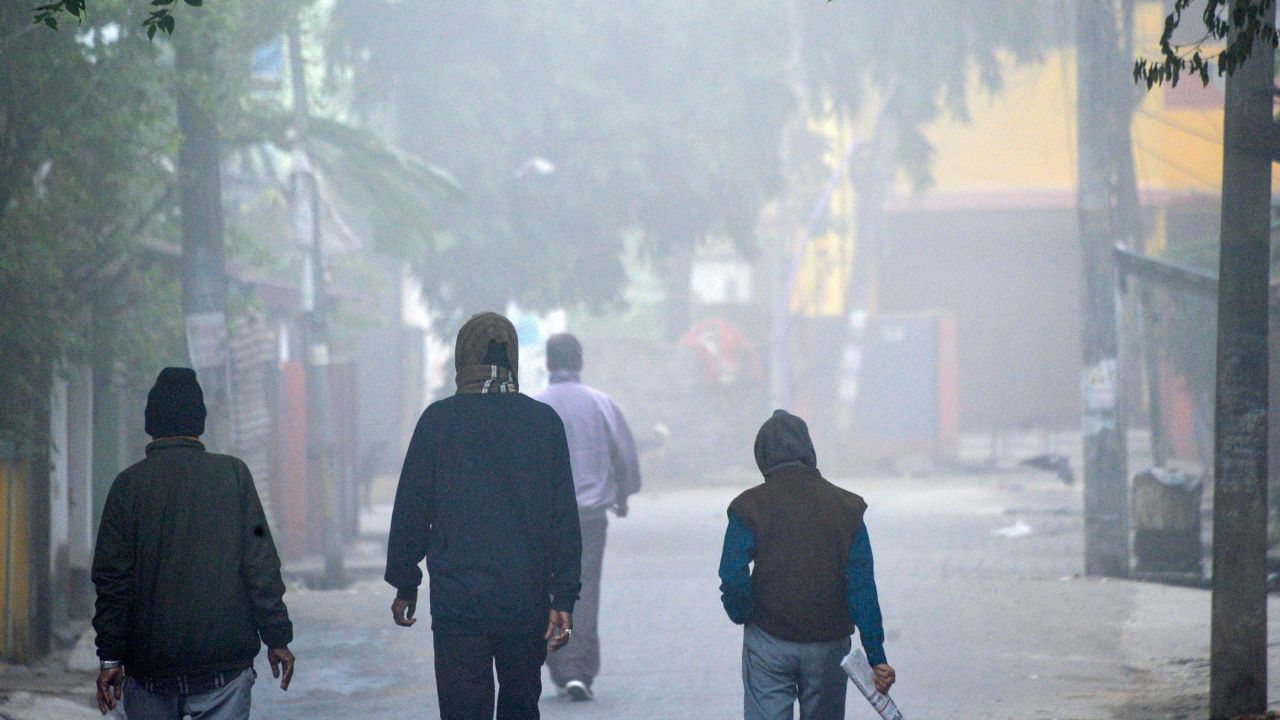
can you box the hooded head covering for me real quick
[455,312,520,394]
[145,367,207,438]
[753,409,817,476]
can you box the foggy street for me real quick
[6,471,1280,720]
[8,1,1280,718]
[241,473,1280,720]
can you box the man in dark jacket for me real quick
[718,410,895,720]
[92,367,295,719]
[386,312,582,720]
[535,333,640,701]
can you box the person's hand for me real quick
[545,609,573,652]
[872,663,896,694]
[612,498,629,518]
[391,596,417,627]
[96,667,124,714]
[268,646,295,691]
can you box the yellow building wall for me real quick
[0,458,31,662]
[901,3,1271,205]
[787,3,1250,321]
[915,50,1234,200]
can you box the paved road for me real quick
[9,473,1279,719]
[246,473,1280,720]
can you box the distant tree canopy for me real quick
[1134,0,1278,87]
[328,0,796,319]
[798,1,1040,189]
[328,1,1040,321]
[26,0,1043,332]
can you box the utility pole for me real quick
[174,29,234,453]
[289,19,345,588]
[1075,0,1134,578]
[1208,2,1275,716]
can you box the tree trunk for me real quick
[88,311,121,539]
[847,123,894,322]
[1075,0,1132,578]
[174,33,234,452]
[1208,2,1275,716]
[0,4,38,230]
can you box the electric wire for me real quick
[1133,139,1220,190]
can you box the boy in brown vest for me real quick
[718,410,895,720]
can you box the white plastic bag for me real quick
[840,648,904,720]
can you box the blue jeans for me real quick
[123,667,255,720]
[742,624,850,720]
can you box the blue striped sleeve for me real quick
[848,523,887,666]
[718,510,756,624]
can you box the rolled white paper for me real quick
[841,648,904,720]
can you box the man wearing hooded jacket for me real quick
[718,410,896,720]
[92,367,295,719]
[386,312,582,720]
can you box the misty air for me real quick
[1,1,1279,719]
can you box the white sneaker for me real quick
[565,680,593,701]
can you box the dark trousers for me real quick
[546,512,607,687]
[433,632,547,720]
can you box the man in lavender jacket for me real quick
[535,333,641,701]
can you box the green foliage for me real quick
[2,0,185,446]
[1134,0,1279,87]
[31,0,85,30]
[11,0,455,451]
[32,0,205,38]
[3,0,313,449]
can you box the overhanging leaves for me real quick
[1134,0,1279,87]
[33,0,205,37]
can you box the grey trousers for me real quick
[123,667,254,720]
[546,512,608,687]
[742,624,850,720]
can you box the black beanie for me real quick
[145,367,207,439]
[546,333,583,372]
